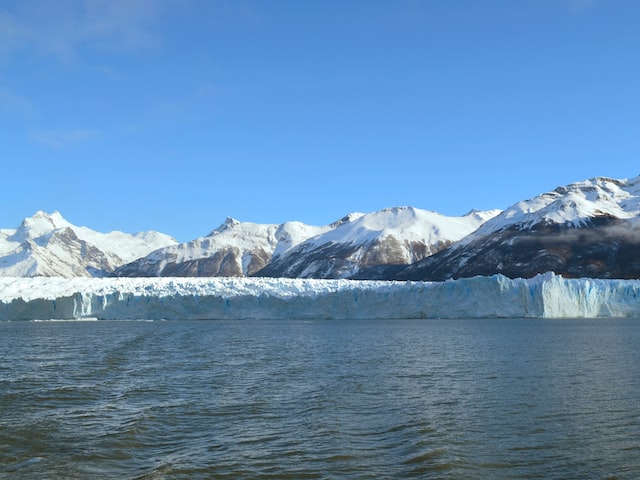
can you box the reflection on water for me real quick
[1,318,640,479]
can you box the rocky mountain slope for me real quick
[256,207,499,279]
[114,207,499,278]
[397,176,640,280]
[113,217,331,277]
[0,211,177,277]
[6,175,640,280]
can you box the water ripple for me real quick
[1,318,640,479]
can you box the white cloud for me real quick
[0,11,29,56]
[568,0,597,13]
[31,128,101,148]
[0,86,37,118]
[0,0,167,61]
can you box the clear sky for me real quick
[1,0,639,241]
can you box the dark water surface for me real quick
[1,318,639,479]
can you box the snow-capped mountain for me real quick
[0,211,177,277]
[113,217,330,277]
[9,175,640,281]
[114,207,500,279]
[398,176,640,281]
[256,207,500,279]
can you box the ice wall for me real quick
[539,274,640,317]
[0,274,639,320]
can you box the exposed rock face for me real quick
[21,175,640,282]
[397,176,640,281]
[398,218,640,280]
[255,207,498,279]
[114,207,500,279]
[256,237,452,279]
[118,246,273,277]
[42,227,115,276]
[113,218,331,277]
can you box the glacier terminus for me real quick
[2,274,640,321]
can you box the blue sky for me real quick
[1,0,639,241]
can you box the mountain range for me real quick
[2,175,639,280]
[255,208,498,279]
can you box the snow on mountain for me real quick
[473,176,640,235]
[0,211,177,277]
[114,207,499,279]
[256,207,501,279]
[3,273,640,320]
[113,217,331,277]
[398,176,640,281]
[14,175,640,282]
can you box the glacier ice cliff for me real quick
[1,273,640,320]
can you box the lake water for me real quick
[1,318,639,479]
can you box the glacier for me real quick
[1,273,640,320]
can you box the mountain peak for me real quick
[208,217,242,236]
[475,175,640,235]
[381,206,416,214]
[329,212,365,228]
[12,210,71,241]
[1,211,176,277]
[27,210,66,223]
[223,216,240,226]
[464,209,502,222]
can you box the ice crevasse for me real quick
[1,273,640,320]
